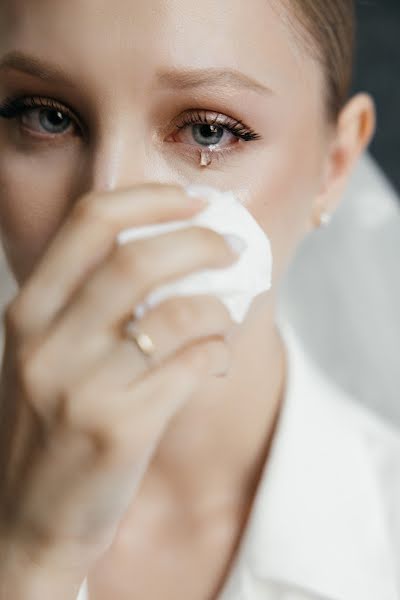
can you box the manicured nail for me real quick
[223,233,248,255]
[184,184,220,210]
[185,184,217,200]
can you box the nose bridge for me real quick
[89,117,150,192]
[75,103,179,199]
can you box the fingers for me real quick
[112,337,232,455]
[60,335,232,459]
[23,225,236,397]
[68,294,235,392]
[25,294,234,417]
[6,183,207,339]
[46,225,237,371]
[26,334,231,546]
[0,186,244,568]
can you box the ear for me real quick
[311,93,376,229]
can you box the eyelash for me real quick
[175,109,260,142]
[0,95,79,130]
[173,109,261,164]
[0,95,262,164]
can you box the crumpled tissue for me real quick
[115,184,273,324]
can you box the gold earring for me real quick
[199,150,212,167]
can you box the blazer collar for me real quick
[234,320,398,600]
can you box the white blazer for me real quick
[77,319,400,599]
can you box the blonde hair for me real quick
[279,0,355,121]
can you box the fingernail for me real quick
[223,233,248,255]
[185,184,218,200]
[184,184,218,209]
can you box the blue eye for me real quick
[0,96,262,166]
[166,108,262,165]
[175,109,261,144]
[35,108,72,134]
[192,123,224,146]
[0,95,79,137]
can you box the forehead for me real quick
[0,0,317,97]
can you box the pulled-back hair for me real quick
[278,0,355,121]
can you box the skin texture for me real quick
[0,0,375,598]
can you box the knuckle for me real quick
[17,346,47,405]
[56,388,121,454]
[54,386,78,428]
[190,226,231,262]
[157,295,233,339]
[70,194,124,245]
[3,298,22,332]
[58,400,119,458]
[203,295,233,326]
[182,346,205,375]
[54,386,90,436]
[89,430,120,462]
[206,338,231,376]
[132,182,185,204]
[71,193,94,220]
[180,296,232,332]
[162,297,201,334]
[186,336,229,375]
[78,277,101,311]
[113,242,151,283]
[85,425,116,456]
[71,192,107,224]
[191,225,218,246]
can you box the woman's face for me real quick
[0,0,333,286]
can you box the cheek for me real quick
[239,129,326,282]
[0,144,79,283]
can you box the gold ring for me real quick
[123,320,156,363]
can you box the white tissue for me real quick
[116,184,273,324]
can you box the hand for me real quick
[0,183,239,578]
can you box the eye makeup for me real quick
[169,108,262,167]
[0,94,82,135]
[0,94,263,167]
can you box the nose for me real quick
[80,120,173,194]
[90,131,149,192]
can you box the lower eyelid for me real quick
[19,122,78,142]
[20,109,79,136]
[10,106,247,158]
[180,143,240,167]
[166,125,241,153]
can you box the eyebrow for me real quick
[0,50,273,96]
[0,51,78,87]
[155,67,273,95]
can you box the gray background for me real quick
[353,0,400,193]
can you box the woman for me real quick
[0,1,398,599]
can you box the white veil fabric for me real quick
[1,153,399,425]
